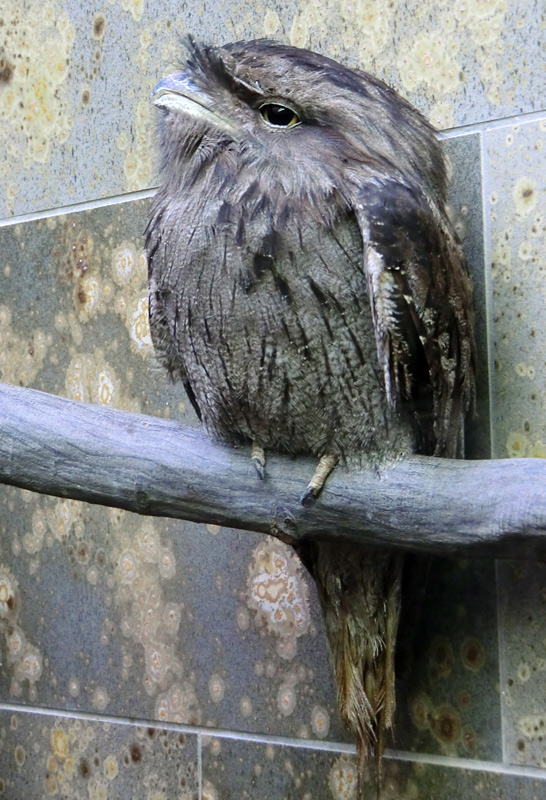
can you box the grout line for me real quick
[197,729,354,755]
[479,131,495,458]
[0,701,355,753]
[478,126,508,765]
[495,558,509,765]
[0,188,157,229]
[438,107,546,139]
[1,702,545,781]
[479,127,497,461]
[386,749,546,780]
[197,733,203,800]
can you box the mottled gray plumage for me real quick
[146,38,475,792]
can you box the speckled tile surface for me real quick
[487,118,546,463]
[1,0,545,218]
[486,116,546,770]
[201,738,546,800]
[0,490,342,737]
[497,560,546,768]
[0,708,199,799]
[396,558,500,761]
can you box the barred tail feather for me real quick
[309,542,404,797]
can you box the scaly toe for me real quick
[301,453,338,506]
[251,442,266,481]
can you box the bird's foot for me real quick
[301,454,338,506]
[251,442,266,481]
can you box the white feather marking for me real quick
[366,246,399,404]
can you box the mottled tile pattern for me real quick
[202,738,546,800]
[486,117,546,769]
[497,560,546,768]
[0,481,341,737]
[487,118,546,462]
[1,0,545,217]
[0,709,199,799]
[178,526,343,743]
[396,558,501,761]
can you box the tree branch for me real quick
[0,382,545,559]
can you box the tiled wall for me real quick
[0,1,545,798]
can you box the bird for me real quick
[145,38,475,794]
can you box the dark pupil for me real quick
[265,105,296,126]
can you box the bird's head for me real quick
[152,38,445,208]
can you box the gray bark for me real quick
[0,382,544,559]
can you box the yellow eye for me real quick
[259,103,301,128]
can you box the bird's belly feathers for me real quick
[189,302,387,455]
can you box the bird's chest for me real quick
[173,208,391,454]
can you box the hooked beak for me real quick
[151,73,237,133]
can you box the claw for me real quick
[300,485,318,507]
[251,442,266,481]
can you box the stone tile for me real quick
[0,196,182,413]
[202,737,546,800]
[0,708,199,799]
[175,525,344,743]
[486,117,546,462]
[1,0,545,217]
[485,116,546,767]
[0,488,343,737]
[395,558,501,761]
[400,760,546,800]
[202,738,355,800]
[497,560,546,768]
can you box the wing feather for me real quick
[352,179,476,457]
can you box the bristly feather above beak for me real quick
[152,72,238,134]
